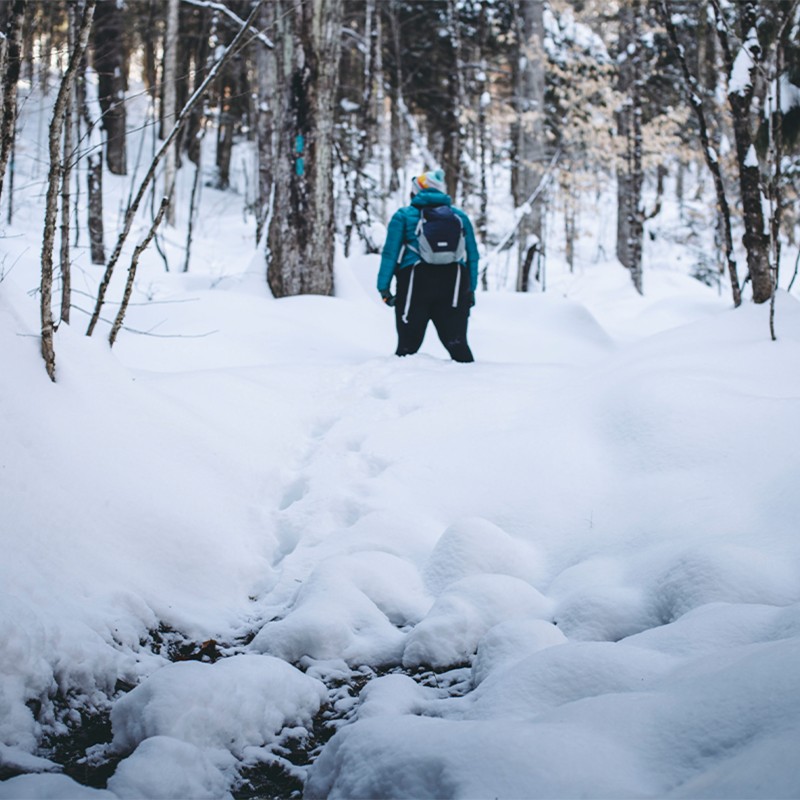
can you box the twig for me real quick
[109,196,170,346]
[181,0,273,48]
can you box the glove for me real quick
[380,289,396,307]
[467,291,475,308]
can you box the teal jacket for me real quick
[377,189,480,293]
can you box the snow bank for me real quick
[307,627,800,799]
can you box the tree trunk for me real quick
[616,0,644,294]
[267,0,344,298]
[387,0,406,193]
[514,0,546,292]
[476,9,489,246]
[92,0,127,175]
[373,0,386,220]
[442,0,464,200]
[255,0,274,244]
[0,0,25,206]
[78,59,106,265]
[41,1,95,381]
[59,1,76,325]
[628,2,644,295]
[216,88,235,188]
[714,0,771,303]
[162,0,179,227]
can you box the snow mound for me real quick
[251,552,428,666]
[551,544,800,641]
[403,575,553,669]
[306,636,800,799]
[356,674,434,720]
[107,736,233,800]
[110,655,325,757]
[471,619,567,686]
[463,640,673,720]
[422,517,543,596]
[0,773,116,799]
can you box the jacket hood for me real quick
[411,189,452,208]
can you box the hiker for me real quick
[377,169,479,363]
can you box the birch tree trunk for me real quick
[0,0,25,206]
[267,0,344,298]
[162,0,179,227]
[60,1,76,325]
[40,1,95,381]
[78,60,106,265]
[615,0,644,294]
[628,0,644,295]
[255,0,275,244]
[515,0,545,292]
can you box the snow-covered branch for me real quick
[181,0,274,48]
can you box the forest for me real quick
[2,2,800,799]
[1,0,799,380]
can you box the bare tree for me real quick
[713,0,771,303]
[0,0,25,206]
[40,0,96,381]
[658,0,742,307]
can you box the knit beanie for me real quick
[411,169,447,195]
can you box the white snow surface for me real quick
[2,86,800,799]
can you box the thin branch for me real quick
[109,196,170,346]
[181,0,273,48]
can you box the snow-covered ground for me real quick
[2,83,800,799]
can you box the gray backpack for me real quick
[413,205,466,265]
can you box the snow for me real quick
[2,83,800,800]
[729,30,757,96]
[779,74,800,111]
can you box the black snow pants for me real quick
[394,262,474,363]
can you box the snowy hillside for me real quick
[2,81,800,799]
